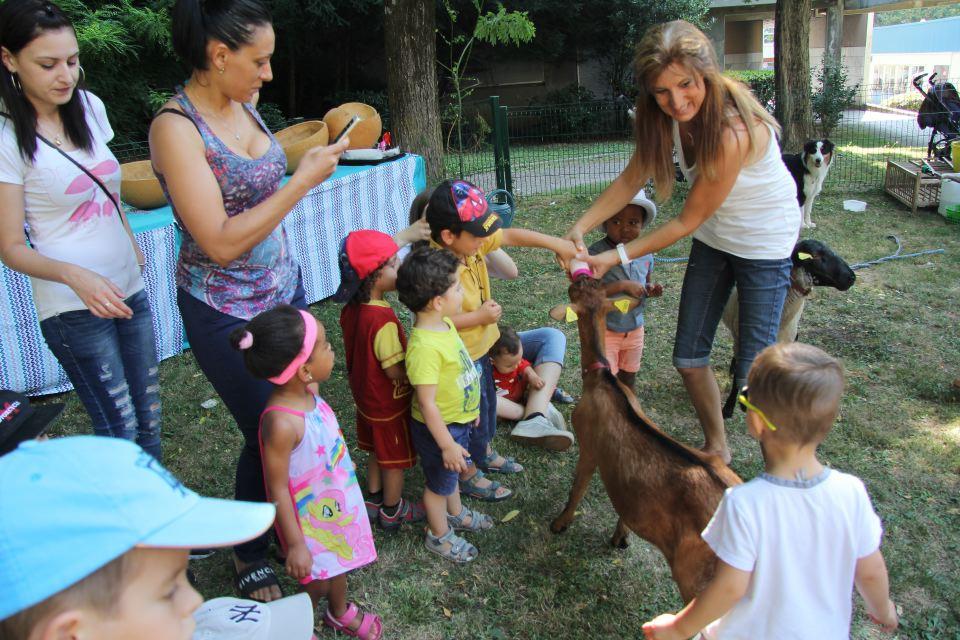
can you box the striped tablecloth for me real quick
[0,154,426,396]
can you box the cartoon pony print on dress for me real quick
[65,159,120,224]
[295,484,377,574]
[450,180,488,222]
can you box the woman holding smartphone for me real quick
[149,0,348,602]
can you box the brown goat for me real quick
[549,277,742,603]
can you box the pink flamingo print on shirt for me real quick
[65,160,119,224]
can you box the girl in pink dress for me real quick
[231,305,381,640]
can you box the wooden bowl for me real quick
[323,102,382,150]
[275,120,329,174]
[120,160,167,210]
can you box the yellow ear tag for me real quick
[614,299,631,314]
[565,306,578,322]
[797,252,813,261]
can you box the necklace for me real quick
[38,121,64,146]
[184,86,242,141]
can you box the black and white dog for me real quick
[782,139,834,229]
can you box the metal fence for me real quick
[445,77,958,197]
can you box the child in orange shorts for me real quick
[587,189,663,389]
[334,230,426,532]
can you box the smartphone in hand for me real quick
[332,115,361,144]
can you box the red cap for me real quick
[345,230,398,279]
[331,230,399,303]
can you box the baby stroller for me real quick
[914,72,960,162]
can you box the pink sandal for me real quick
[324,602,383,640]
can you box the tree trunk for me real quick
[774,0,812,152]
[384,0,445,184]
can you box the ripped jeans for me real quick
[40,289,162,459]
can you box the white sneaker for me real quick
[547,403,567,431]
[510,414,574,451]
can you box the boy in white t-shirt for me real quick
[642,342,898,640]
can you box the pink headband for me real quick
[268,310,318,385]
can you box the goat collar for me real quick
[790,280,812,296]
[583,361,610,374]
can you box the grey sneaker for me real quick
[546,403,567,432]
[510,414,574,451]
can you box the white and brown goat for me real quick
[549,277,741,603]
[720,238,855,418]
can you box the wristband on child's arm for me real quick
[616,242,630,267]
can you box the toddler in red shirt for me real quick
[490,326,565,430]
[334,230,426,533]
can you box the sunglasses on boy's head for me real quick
[737,386,777,432]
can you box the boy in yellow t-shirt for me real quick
[396,247,494,563]
[423,180,577,501]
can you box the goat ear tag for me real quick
[614,299,631,314]
[565,306,578,322]
[797,251,813,261]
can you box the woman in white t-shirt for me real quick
[0,0,161,459]
[567,21,800,464]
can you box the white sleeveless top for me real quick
[673,120,800,260]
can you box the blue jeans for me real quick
[40,288,162,459]
[518,327,566,367]
[673,239,791,386]
[468,356,497,465]
[177,279,307,562]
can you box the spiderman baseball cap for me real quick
[0,390,63,456]
[0,436,276,620]
[331,230,399,303]
[427,179,502,238]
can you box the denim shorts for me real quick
[673,239,791,384]
[518,327,566,367]
[410,417,473,496]
[467,356,497,465]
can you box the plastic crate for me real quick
[884,159,946,215]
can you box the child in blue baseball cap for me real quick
[0,435,277,640]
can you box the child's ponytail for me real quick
[229,304,306,380]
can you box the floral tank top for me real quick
[260,395,377,582]
[156,91,299,320]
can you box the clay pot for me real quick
[323,102,382,150]
[275,120,329,174]
[120,160,167,210]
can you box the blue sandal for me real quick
[459,469,513,502]
[478,449,524,474]
[425,528,478,564]
[448,505,494,532]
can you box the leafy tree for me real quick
[58,0,177,143]
[576,0,710,99]
[875,5,960,26]
[437,0,535,173]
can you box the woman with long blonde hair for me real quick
[568,20,800,462]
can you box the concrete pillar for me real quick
[825,0,844,66]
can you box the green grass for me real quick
[44,185,960,638]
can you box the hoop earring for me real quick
[11,73,22,94]
[77,64,85,86]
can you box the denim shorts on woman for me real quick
[673,239,791,385]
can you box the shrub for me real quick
[811,62,859,138]
[881,92,923,112]
[725,70,775,112]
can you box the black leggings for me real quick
[177,280,307,562]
